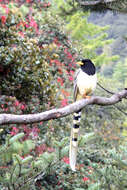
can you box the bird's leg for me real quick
[83,92,91,99]
[85,96,91,99]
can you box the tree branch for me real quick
[0,89,127,125]
[78,0,117,6]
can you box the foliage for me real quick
[0,132,55,190]
[89,10,127,60]
[0,2,77,108]
[0,10,56,106]
[1,132,126,190]
[113,58,127,88]
[0,1,127,190]
[53,0,119,67]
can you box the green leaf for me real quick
[34,160,43,167]
[41,152,55,163]
[21,168,32,175]
[34,152,55,170]
[23,140,35,154]
[61,145,69,157]
[9,133,24,144]
[88,183,100,190]
[11,141,23,153]
[53,140,61,147]
[13,154,22,164]
[60,137,69,147]
[22,156,33,164]
[19,4,29,15]
[78,132,95,147]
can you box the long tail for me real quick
[69,110,81,171]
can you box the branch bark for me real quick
[78,0,117,6]
[0,89,127,125]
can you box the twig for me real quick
[97,82,127,116]
[113,105,127,116]
[97,82,114,95]
[10,165,17,190]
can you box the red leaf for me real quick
[10,127,19,136]
[58,68,63,74]
[47,147,55,153]
[35,144,47,155]
[57,77,64,86]
[18,31,24,37]
[5,7,9,14]
[26,0,31,3]
[15,100,20,107]
[68,75,73,81]
[31,127,40,137]
[61,99,68,106]
[20,104,26,110]
[62,156,69,164]
[1,16,6,25]
[70,70,74,75]
[61,89,70,97]
[83,177,90,182]
[53,37,61,46]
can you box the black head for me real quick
[78,59,96,75]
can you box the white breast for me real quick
[76,70,97,96]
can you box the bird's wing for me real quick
[73,69,81,101]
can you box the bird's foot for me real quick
[86,96,91,99]
[83,94,91,99]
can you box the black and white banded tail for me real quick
[69,110,81,171]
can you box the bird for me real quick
[69,59,97,171]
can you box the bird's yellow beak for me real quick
[76,61,83,66]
